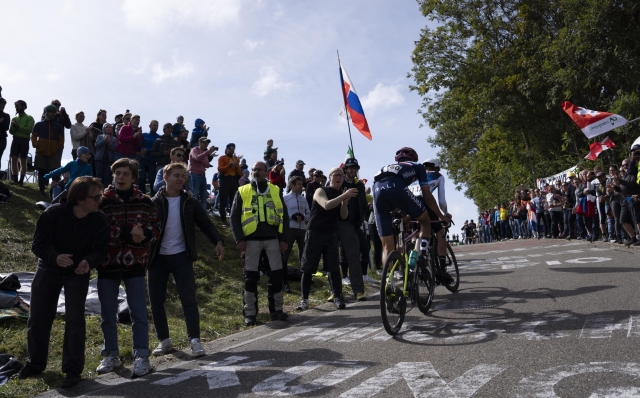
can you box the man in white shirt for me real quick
[147,162,225,358]
[282,176,310,293]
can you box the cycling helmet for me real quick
[395,147,418,162]
[422,158,440,169]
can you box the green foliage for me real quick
[0,183,346,397]
[410,0,640,209]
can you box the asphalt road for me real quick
[41,238,640,397]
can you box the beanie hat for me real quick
[76,146,91,157]
[43,104,57,113]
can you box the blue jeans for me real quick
[484,225,492,242]
[138,159,157,195]
[190,174,208,209]
[98,276,149,358]
[510,219,519,238]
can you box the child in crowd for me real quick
[190,118,209,148]
[172,115,184,138]
[263,139,277,161]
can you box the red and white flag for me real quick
[561,101,627,139]
[585,137,616,161]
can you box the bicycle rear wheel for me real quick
[444,243,460,292]
[416,254,435,314]
[380,251,406,335]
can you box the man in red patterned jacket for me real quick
[96,158,160,378]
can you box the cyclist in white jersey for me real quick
[410,159,452,278]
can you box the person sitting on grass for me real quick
[44,146,93,202]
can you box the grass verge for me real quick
[0,183,365,397]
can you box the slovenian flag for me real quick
[585,137,616,161]
[339,61,372,140]
[562,101,628,139]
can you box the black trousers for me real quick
[301,230,341,299]
[148,251,200,341]
[218,176,238,221]
[368,222,382,269]
[26,267,89,375]
[282,227,306,285]
[550,211,563,237]
[340,225,370,276]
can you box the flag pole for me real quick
[338,50,355,158]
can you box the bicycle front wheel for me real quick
[444,243,460,292]
[380,251,406,335]
[416,254,435,314]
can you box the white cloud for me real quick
[151,58,195,84]
[122,0,244,32]
[0,63,28,84]
[244,39,264,51]
[252,67,294,97]
[361,83,405,114]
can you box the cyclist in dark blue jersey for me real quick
[373,147,452,282]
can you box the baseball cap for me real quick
[198,137,211,144]
[296,160,305,165]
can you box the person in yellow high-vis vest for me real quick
[230,161,290,326]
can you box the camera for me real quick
[211,145,219,151]
[292,212,304,221]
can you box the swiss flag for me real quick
[585,137,616,161]
[561,101,627,139]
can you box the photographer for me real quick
[189,137,218,209]
[282,176,310,293]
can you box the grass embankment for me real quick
[0,183,355,397]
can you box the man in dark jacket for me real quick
[41,99,72,163]
[0,98,9,162]
[304,169,324,208]
[148,162,225,358]
[617,146,640,246]
[286,160,307,192]
[32,105,65,196]
[151,123,179,172]
[562,172,577,239]
[18,177,109,388]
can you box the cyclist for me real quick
[422,158,453,281]
[373,147,453,283]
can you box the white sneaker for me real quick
[190,338,206,357]
[96,355,122,374]
[362,275,377,284]
[152,338,173,356]
[296,299,309,311]
[342,277,351,285]
[132,357,151,377]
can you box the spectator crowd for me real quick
[459,151,640,247]
[0,91,381,388]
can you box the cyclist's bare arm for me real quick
[420,186,450,223]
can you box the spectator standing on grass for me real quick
[217,143,242,225]
[269,160,287,189]
[44,146,93,199]
[305,169,325,208]
[282,175,310,293]
[94,124,118,187]
[0,98,9,162]
[42,99,71,163]
[88,110,107,167]
[9,100,34,185]
[116,114,143,160]
[230,161,289,326]
[154,146,192,193]
[18,177,109,389]
[138,120,160,196]
[296,167,357,312]
[338,158,371,291]
[238,169,250,186]
[287,160,307,191]
[152,123,179,172]
[189,118,209,149]
[32,105,65,197]
[96,158,160,377]
[70,111,91,160]
[614,149,640,246]
[148,162,225,358]
[189,137,218,209]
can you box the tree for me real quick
[410,0,640,210]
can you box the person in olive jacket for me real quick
[147,162,225,358]
[32,104,65,196]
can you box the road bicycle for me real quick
[379,214,459,335]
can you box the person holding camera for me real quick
[282,175,310,293]
[189,137,218,209]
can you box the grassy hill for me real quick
[0,182,345,397]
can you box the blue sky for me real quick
[0,0,479,229]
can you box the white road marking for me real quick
[152,355,274,390]
[276,323,335,342]
[580,316,617,339]
[512,316,576,340]
[335,325,381,342]
[515,362,640,398]
[502,262,539,270]
[252,360,368,395]
[628,316,640,338]
[307,323,370,342]
[339,362,506,398]
[565,257,611,264]
[546,260,561,265]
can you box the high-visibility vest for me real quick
[239,183,284,236]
